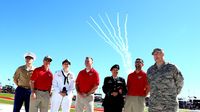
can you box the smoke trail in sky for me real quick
[87,13,133,74]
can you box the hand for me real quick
[118,89,122,94]
[144,90,149,96]
[31,92,36,99]
[59,92,66,97]
[144,87,150,96]
[111,92,118,97]
[82,93,88,97]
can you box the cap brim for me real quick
[25,56,34,59]
[44,58,52,62]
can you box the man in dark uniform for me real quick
[102,64,127,112]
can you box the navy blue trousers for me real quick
[13,86,31,112]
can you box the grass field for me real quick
[0,93,14,97]
[0,93,191,112]
[0,93,14,104]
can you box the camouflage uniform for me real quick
[147,62,184,112]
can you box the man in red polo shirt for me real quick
[124,58,150,112]
[29,56,53,112]
[75,57,100,112]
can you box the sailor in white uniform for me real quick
[51,59,75,112]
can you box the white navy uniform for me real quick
[51,70,75,112]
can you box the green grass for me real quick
[0,93,14,98]
[0,93,192,112]
[0,93,76,112]
[70,109,75,112]
[0,98,14,104]
[0,93,14,104]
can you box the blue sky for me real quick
[0,0,200,98]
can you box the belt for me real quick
[34,88,49,92]
[18,86,30,89]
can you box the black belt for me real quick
[34,88,48,92]
[18,86,30,90]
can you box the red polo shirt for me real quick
[30,66,53,91]
[127,70,149,96]
[76,68,100,93]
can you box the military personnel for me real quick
[147,48,184,112]
[13,52,36,112]
[51,59,75,112]
[102,64,127,112]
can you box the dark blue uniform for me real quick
[102,76,127,112]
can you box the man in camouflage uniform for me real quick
[147,48,184,112]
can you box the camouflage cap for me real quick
[152,48,164,55]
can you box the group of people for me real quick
[102,48,184,112]
[12,48,184,112]
[13,54,98,112]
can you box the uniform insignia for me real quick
[108,80,112,83]
[117,81,122,83]
[89,73,93,76]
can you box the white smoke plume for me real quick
[87,13,133,74]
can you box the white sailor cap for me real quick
[24,52,36,60]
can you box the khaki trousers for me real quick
[124,96,145,112]
[29,90,50,112]
[75,94,94,112]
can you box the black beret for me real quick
[110,64,120,71]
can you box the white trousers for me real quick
[50,92,73,112]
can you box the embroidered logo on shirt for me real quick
[138,76,142,79]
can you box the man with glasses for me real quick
[124,58,149,112]
[29,56,53,112]
[51,59,75,112]
[75,57,100,112]
[147,48,184,112]
[13,52,36,112]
